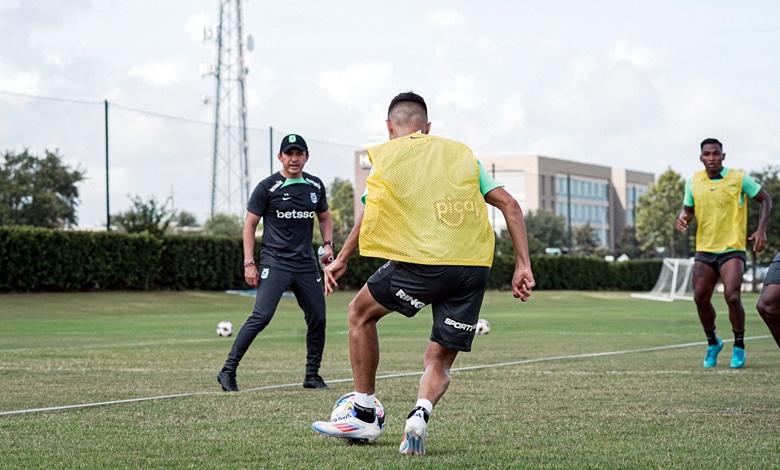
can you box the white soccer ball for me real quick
[216,321,234,337]
[330,392,386,431]
[475,318,490,335]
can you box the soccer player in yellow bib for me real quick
[311,92,535,454]
[676,138,772,369]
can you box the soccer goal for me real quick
[631,258,695,302]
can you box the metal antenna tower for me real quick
[207,0,250,218]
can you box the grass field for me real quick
[1,289,779,469]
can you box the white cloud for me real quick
[608,39,665,70]
[318,61,393,103]
[425,9,468,32]
[129,60,187,87]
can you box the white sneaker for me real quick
[312,412,382,443]
[399,408,428,455]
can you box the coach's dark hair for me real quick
[700,138,723,152]
[388,91,427,118]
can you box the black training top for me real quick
[247,171,328,272]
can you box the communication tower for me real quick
[202,0,250,218]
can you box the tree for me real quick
[522,209,567,255]
[0,149,85,228]
[175,211,199,228]
[573,221,601,256]
[111,195,175,237]
[327,178,354,245]
[636,168,687,257]
[747,166,780,290]
[205,213,243,237]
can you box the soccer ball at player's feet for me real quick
[311,392,386,444]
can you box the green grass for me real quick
[1,290,779,469]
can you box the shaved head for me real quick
[386,91,429,135]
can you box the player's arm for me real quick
[316,210,335,260]
[749,188,772,252]
[322,210,363,296]
[242,211,262,288]
[676,178,695,232]
[484,187,535,301]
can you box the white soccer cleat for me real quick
[312,414,382,443]
[399,408,428,455]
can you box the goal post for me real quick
[631,258,695,302]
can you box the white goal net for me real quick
[631,258,695,302]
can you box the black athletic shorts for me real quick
[366,260,490,352]
[694,251,746,276]
[764,253,780,286]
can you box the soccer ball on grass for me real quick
[216,321,234,337]
[475,318,490,335]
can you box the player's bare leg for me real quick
[400,341,458,455]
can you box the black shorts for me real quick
[366,261,490,352]
[694,251,746,276]
[764,253,780,286]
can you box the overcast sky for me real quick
[1,0,778,228]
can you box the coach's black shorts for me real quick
[366,261,490,352]
[764,253,780,286]
[694,251,746,275]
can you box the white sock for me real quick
[415,399,433,415]
[354,392,375,410]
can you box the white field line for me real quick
[0,336,771,417]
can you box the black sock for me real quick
[353,403,375,423]
[734,330,745,349]
[407,406,430,423]
[705,329,719,346]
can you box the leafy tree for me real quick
[636,168,687,257]
[522,209,567,255]
[0,149,85,228]
[747,166,780,289]
[111,195,175,237]
[616,226,652,259]
[205,212,243,237]
[327,178,354,245]
[573,221,601,256]
[175,210,199,228]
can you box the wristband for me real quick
[243,261,255,268]
[323,240,335,248]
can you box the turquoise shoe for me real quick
[703,339,723,368]
[730,346,745,369]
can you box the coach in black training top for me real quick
[217,133,334,392]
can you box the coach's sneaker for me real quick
[399,406,429,455]
[217,371,239,392]
[730,346,746,369]
[303,374,330,389]
[703,339,724,368]
[312,408,382,443]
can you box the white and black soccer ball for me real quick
[475,318,490,335]
[330,392,386,431]
[216,321,234,337]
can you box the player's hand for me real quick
[322,258,347,296]
[512,266,535,301]
[749,230,767,253]
[675,216,689,232]
[244,266,259,288]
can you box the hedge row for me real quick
[0,226,660,293]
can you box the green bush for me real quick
[0,227,661,293]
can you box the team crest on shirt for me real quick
[310,193,318,203]
[260,268,270,279]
